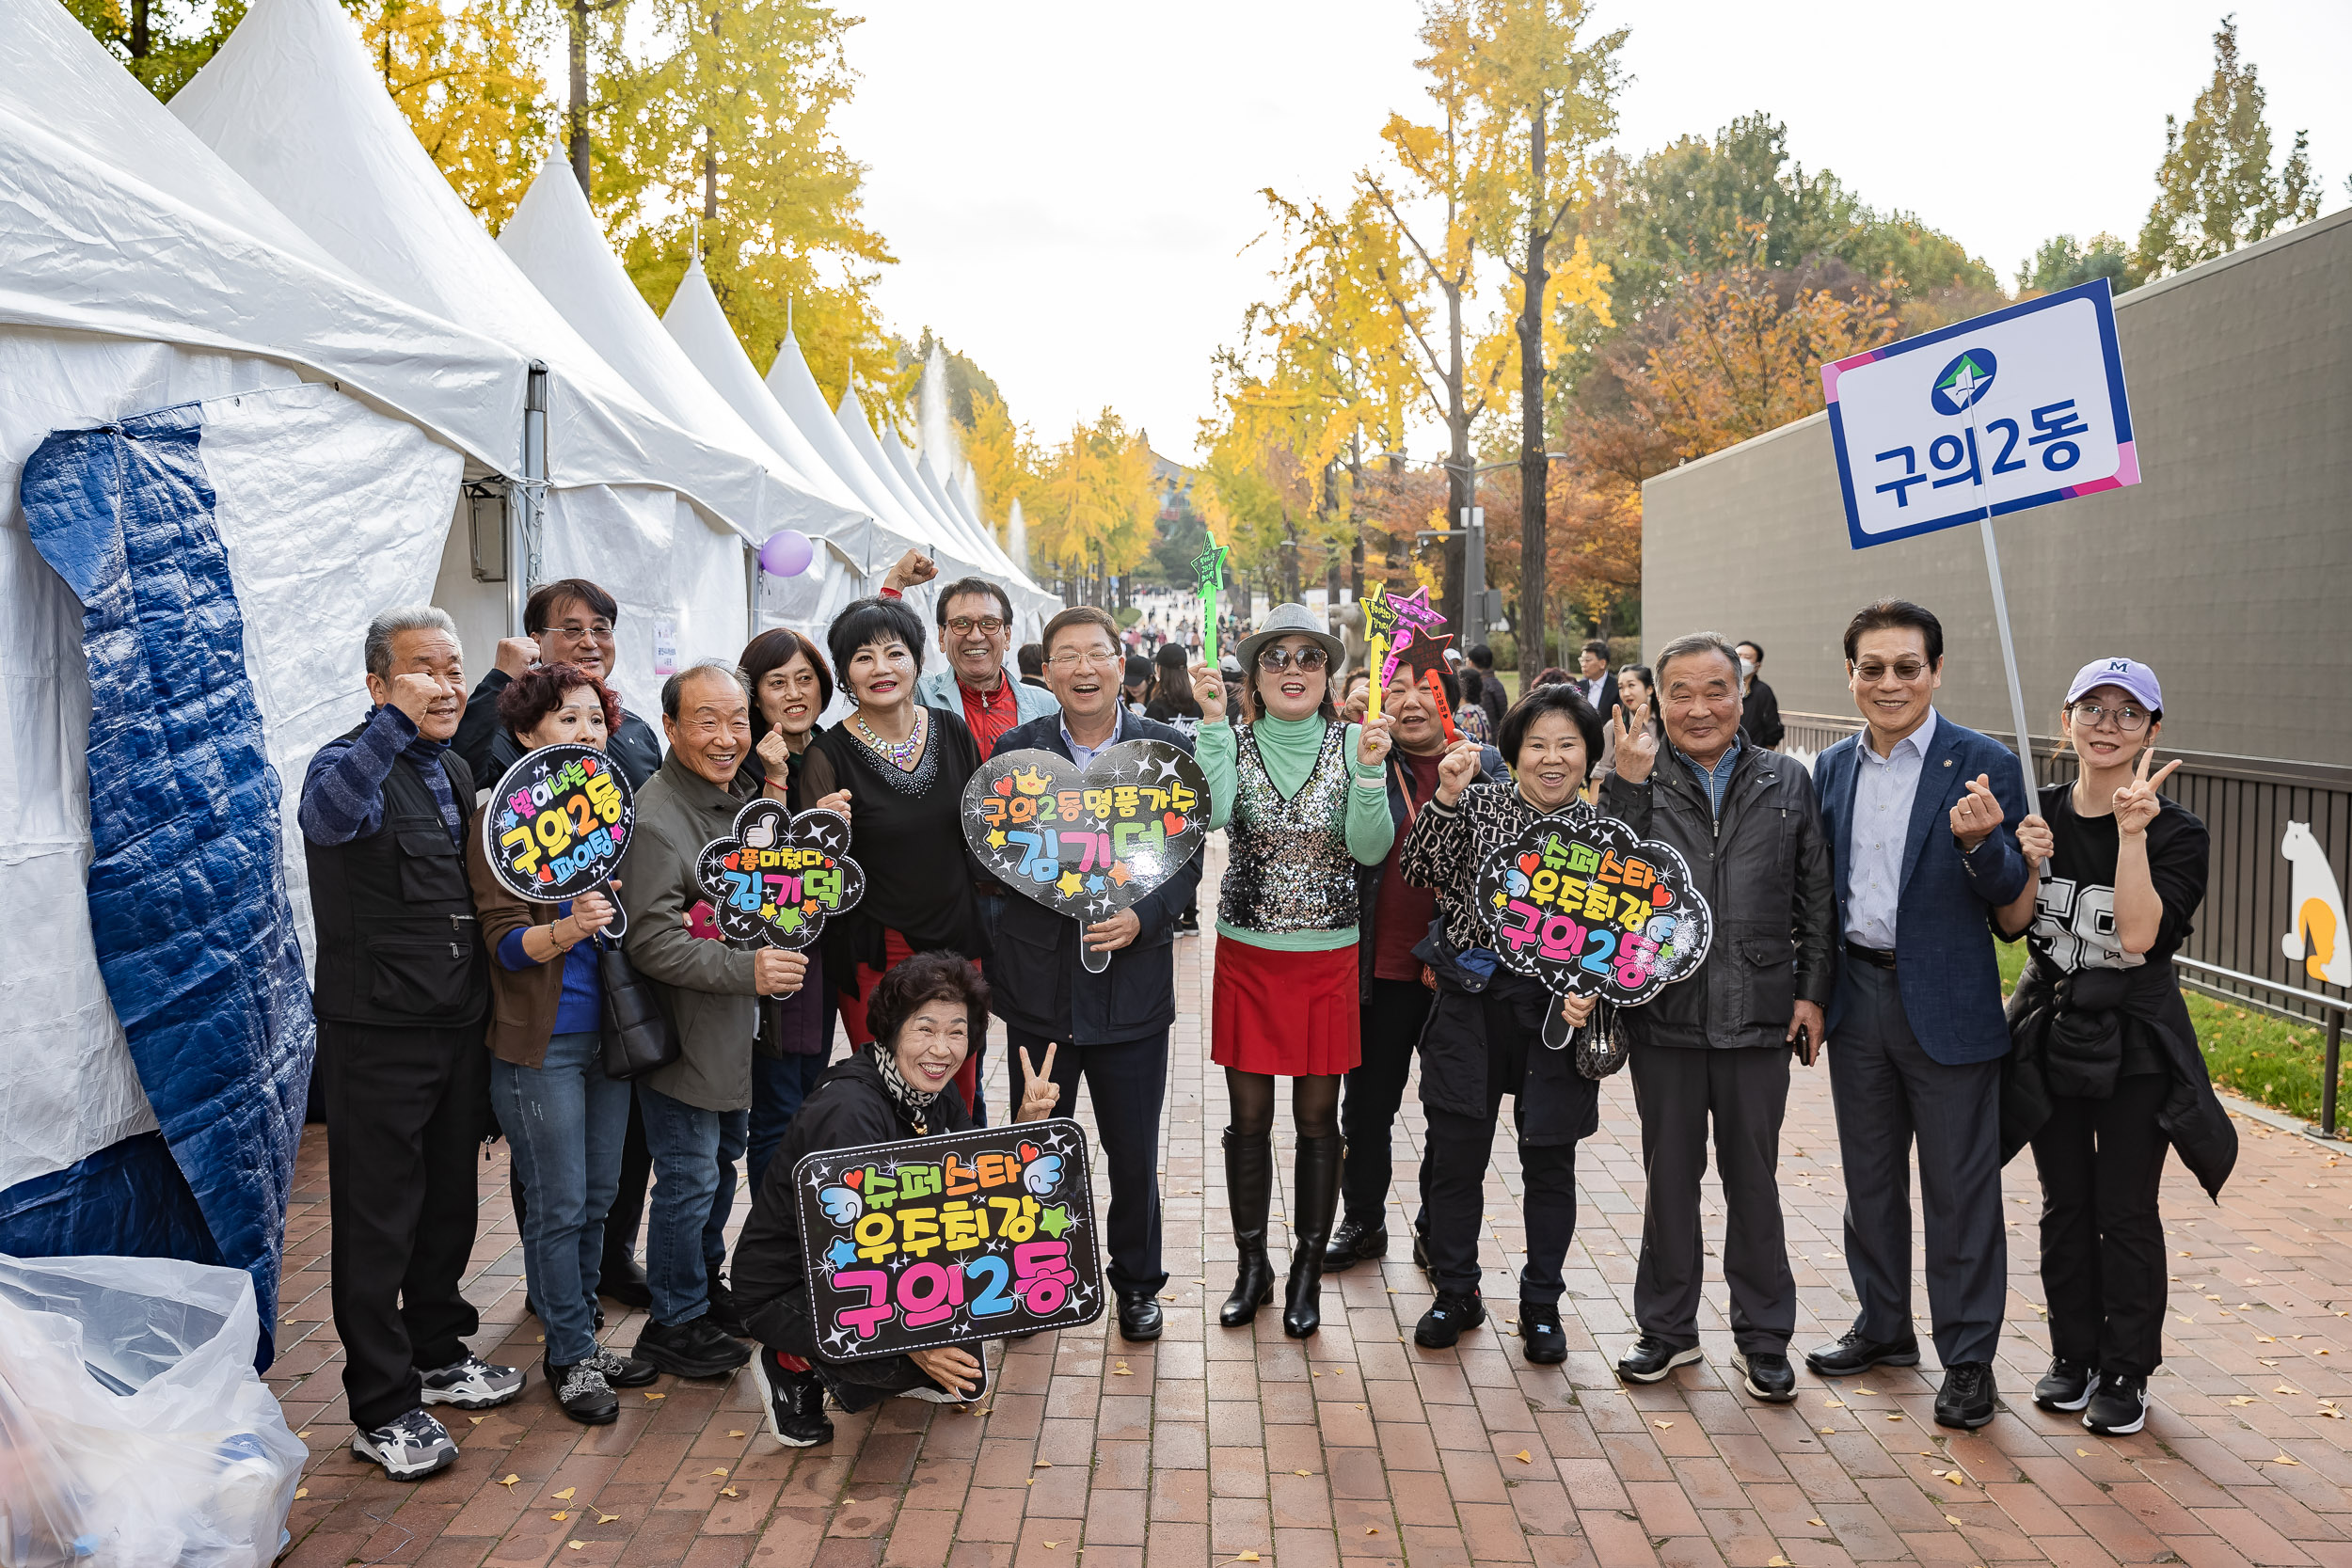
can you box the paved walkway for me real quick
[272,916,2352,1568]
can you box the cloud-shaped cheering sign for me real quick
[1472,813,1712,1007]
[693,800,865,949]
[961,741,1211,923]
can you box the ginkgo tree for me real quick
[1025,414,1159,610]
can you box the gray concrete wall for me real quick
[1641,207,2352,766]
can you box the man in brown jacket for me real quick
[619,660,809,1379]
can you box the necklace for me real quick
[854,706,926,771]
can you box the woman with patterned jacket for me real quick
[1188,604,1395,1338]
[1396,683,1630,1364]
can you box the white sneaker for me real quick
[352,1407,458,1481]
[419,1354,524,1410]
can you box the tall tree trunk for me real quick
[703,130,718,228]
[1280,512,1300,606]
[1347,433,1366,600]
[567,0,591,194]
[130,0,150,57]
[1442,277,1470,640]
[1517,101,1551,692]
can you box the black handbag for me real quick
[1572,999,1627,1080]
[597,933,679,1081]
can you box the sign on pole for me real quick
[1820,279,2141,812]
[1823,279,2137,548]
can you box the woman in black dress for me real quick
[797,596,995,1116]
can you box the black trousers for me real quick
[1339,978,1434,1228]
[600,1095,654,1260]
[1629,1042,1794,1354]
[2030,1073,2171,1377]
[1420,1004,1579,1306]
[1827,962,2006,1366]
[319,1020,488,1431]
[1008,1024,1168,1292]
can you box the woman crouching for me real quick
[730,952,1061,1447]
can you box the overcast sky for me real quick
[834,0,2350,466]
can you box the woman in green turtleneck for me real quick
[1186,604,1394,1338]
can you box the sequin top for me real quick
[1217,719,1364,937]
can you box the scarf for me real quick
[867,1039,941,1135]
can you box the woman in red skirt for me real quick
[1189,604,1395,1337]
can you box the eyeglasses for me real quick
[1851,658,1932,683]
[547,621,613,639]
[2069,702,2150,733]
[1045,650,1121,672]
[1257,645,1329,673]
[946,616,1008,636]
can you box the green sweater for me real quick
[1199,714,1395,952]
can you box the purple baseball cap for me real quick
[2065,657,2163,715]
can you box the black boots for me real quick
[1282,1134,1343,1338]
[1219,1129,1276,1327]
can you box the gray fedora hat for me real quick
[1235,602,1346,675]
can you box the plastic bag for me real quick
[0,1255,305,1568]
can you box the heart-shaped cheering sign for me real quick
[694,800,866,949]
[1472,812,1713,1007]
[961,740,1211,923]
[483,741,635,903]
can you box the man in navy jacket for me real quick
[1807,600,2030,1431]
[988,607,1202,1343]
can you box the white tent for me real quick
[0,0,524,1326]
[168,0,799,693]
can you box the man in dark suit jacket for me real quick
[988,607,1202,1344]
[1807,601,2030,1431]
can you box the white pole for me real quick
[1977,514,2040,811]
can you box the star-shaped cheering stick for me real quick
[1380,586,1447,689]
[1191,534,1229,666]
[1359,582,1400,721]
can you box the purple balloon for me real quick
[758,529,814,578]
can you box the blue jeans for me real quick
[492,1033,628,1367]
[637,1083,749,1327]
[749,1049,832,1193]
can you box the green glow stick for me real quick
[1192,534,1229,667]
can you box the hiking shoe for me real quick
[1935,1362,1999,1430]
[352,1407,458,1481]
[587,1344,660,1388]
[1323,1216,1389,1272]
[2033,1358,2097,1413]
[751,1347,833,1447]
[1733,1350,1798,1402]
[1617,1336,1703,1384]
[2082,1372,2148,1435]
[634,1315,753,1379]
[418,1354,523,1410]
[1518,1302,1567,1365]
[548,1359,618,1425]
[1804,1328,1921,1378]
[1414,1291,1486,1348]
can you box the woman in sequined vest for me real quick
[1188,603,1396,1338]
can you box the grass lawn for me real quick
[1996,939,2342,1126]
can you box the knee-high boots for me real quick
[1219,1128,1275,1327]
[1282,1133,1343,1338]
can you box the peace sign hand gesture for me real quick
[2113,748,2180,839]
[1613,700,1658,784]
[1015,1041,1061,1123]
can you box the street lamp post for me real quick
[1374,451,1570,654]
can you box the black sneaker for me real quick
[706,1275,749,1338]
[2033,1358,2097,1413]
[586,1345,660,1388]
[1733,1350,1798,1402]
[751,1347,834,1448]
[1804,1328,1922,1378]
[1617,1336,1703,1384]
[598,1248,654,1309]
[1414,1291,1486,1348]
[547,1359,619,1425]
[351,1406,458,1481]
[1934,1362,1999,1430]
[1518,1303,1567,1365]
[2082,1372,2148,1435]
[418,1354,524,1410]
[1323,1217,1389,1272]
[634,1315,753,1379]
[1410,1230,1431,1275]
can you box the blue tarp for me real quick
[16,405,314,1369]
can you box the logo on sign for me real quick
[1930,349,1997,416]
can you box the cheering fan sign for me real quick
[1473,814,1713,1044]
[694,800,866,949]
[962,741,1211,972]
[484,742,635,904]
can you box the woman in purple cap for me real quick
[1964,657,2235,1438]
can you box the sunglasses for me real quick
[1257,645,1329,673]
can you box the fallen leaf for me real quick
[1513,1449,1532,1464]
[1854,1386,1876,1395]
[2077,1449,2090,1457]
[710,1467,729,1477]
[296,1430,311,1439]
[2258,1336,2277,1343]
[1232,1555,1263,1563]
[1294,1469,1312,1477]
[596,1514,618,1525]
[1653,1419,1674,1429]
[1944,1470,1966,1484]
[644,1391,664,1401]
[1043,1544,1058,1551]
[1366,1527,1380,1535]
[1821,1399,1845,1408]
[1355,1404,1365,1411]
[1035,1461,1053,1468]
[294,1488,308,1500]
[1027,1479,1036,1487]
[1885,1414,1904,1422]
[567,1545,583,1554]
[1946,1515,1964,1526]
[721,1486,739,1497]
[2276,1385,2302,1395]
[1818,1427,1836,1434]
[2270,1454,2301,1465]
[729,1431,746,1438]
[500,1474,520,1488]
[1768,1558,1792,1567]
[2230,1396,2259,1406]
[551,1513,569,1522]
[554,1487,576,1500]
[1807,1519,1825,1528]
[2322,1407,2346,1420]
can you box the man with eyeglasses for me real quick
[1808,599,2032,1432]
[454,578,664,792]
[899,568,1059,759]
[987,607,1201,1342]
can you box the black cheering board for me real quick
[795,1117,1104,1360]
[692,800,865,950]
[482,742,635,904]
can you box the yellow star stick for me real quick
[1366,637,1389,721]
[1359,582,1399,723]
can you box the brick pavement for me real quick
[271,887,2352,1568]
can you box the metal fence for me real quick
[1779,712,2352,1123]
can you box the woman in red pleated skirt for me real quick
[1189,604,1398,1338]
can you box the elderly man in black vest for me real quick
[988,606,1201,1342]
[301,606,519,1483]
